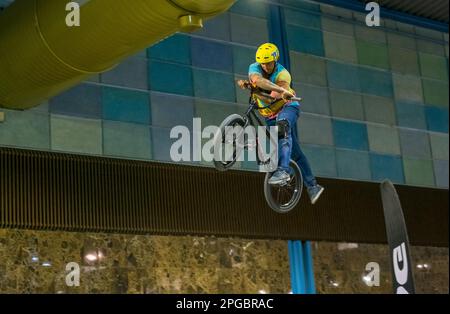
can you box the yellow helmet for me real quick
[255,43,280,63]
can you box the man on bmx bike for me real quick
[237,43,324,205]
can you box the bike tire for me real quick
[212,114,246,171]
[264,160,303,213]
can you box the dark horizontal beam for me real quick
[0,147,447,246]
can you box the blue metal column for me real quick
[288,240,316,294]
[267,0,290,67]
[303,241,316,294]
[288,240,306,293]
[267,0,316,295]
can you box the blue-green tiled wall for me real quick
[336,149,371,180]
[102,87,150,124]
[370,153,405,184]
[103,121,152,160]
[333,120,369,151]
[395,101,427,130]
[191,38,233,72]
[49,84,102,119]
[149,61,193,96]
[0,0,448,189]
[147,34,191,65]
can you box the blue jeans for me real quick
[266,104,317,188]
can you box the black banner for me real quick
[1,294,443,311]
[380,180,416,294]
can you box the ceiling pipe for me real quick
[0,0,235,109]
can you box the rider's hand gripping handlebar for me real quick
[236,79,303,103]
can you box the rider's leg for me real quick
[266,117,290,184]
[266,107,297,184]
[276,119,292,173]
[291,121,324,204]
[265,116,290,170]
[278,106,324,203]
[275,105,299,173]
[290,122,317,188]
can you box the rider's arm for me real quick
[238,77,275,103]
[271,80,291,99]
[249,73,285,94]
[249,74,293,100]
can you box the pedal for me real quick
[282,176,292,185]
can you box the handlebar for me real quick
[257,90,303,103]
[238,80,303,103]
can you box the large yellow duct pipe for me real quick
[0,0,235,110]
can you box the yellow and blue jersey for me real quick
[248,62,299,118]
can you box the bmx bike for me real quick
[212,82,304,213]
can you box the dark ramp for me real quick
[0,147,448,246]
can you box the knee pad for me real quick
[277,120,289,140]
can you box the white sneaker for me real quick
[308,185,324,205]
[268,170,290,185]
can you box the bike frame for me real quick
[240,94,279,167]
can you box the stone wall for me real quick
[0,229,447,294]
[0,229,290,294]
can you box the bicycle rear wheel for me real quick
[264,160,303,213]
[213,114,246,171]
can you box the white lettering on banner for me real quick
[393,242,410,293]
[397,286,409,294]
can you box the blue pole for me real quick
[288,240,316,294]
[267,1,290,67]
[267,0,316,295]
[295,240,306,294]
[288,241,298,293]
[303,241,317,294]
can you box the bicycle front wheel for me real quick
[212,114,246,171]
[264,160,303,213]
